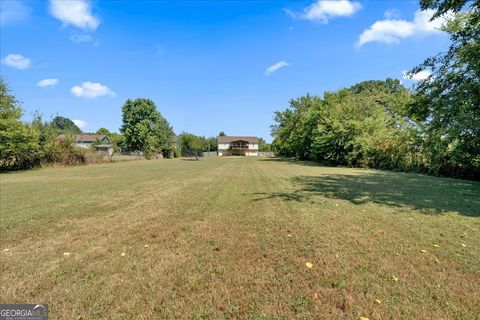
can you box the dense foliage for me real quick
[0,80,40,170]
[272,77,478,179]
[50,116,81,134]
[406,0,479,178]
[178,132,206,157]
[271,0,479,180]
[120,98,175,158]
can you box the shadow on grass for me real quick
[254,161,480,217]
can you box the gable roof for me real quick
[217,136,259,143]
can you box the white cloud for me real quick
[0,0,31,26]
[70,33,93,43]
[37,78,59,88]
[70,82,115,98]
[72,119,87,129]
[287,0,361,23]
[265,61,290,76]
[384,9,401,19]
[402,70,432,81]
[1,53,31,69]
[356,9,450,47]
[49,0,99,30]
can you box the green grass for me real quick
[1,157,479,319]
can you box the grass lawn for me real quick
[1,157,479,319]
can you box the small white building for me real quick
[217,136,259,156]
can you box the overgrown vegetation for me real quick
[272,0,479,180]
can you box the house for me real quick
[217,136,259,156]
[56,134,111,149]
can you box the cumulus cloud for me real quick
[1,53,31,69]
[286,0,361,23]
[265,61,290,76]
[70,33,93,43]
[0,0,31,26]
[402,70,432,81]
[71,82,115,98]
[37,78,59,88]
[72,119,87,129]
[356,9,450,47]
[49,0,99,30]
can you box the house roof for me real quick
[56,134,108,143]
[217,136,259,143]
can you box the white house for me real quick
[217,136,259,156]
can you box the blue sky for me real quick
[1,0,451,141]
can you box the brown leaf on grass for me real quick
[312,292,318,300]
[306,262,313,269]
[375,299,382,304]
[359,317,370,320]
[63,252,71,256]
[121,252,126,257]
[144,244,150,248]
[433,244,440,248]
[3,248,10,252]
[392,275,398,282]
[461,243,467,247]
[420,249,427,253]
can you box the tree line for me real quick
[0,89,271,170]
[271,0,479,180]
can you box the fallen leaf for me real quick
[392,275,398,282]
[461,243,467,247]
[63,252,71,256]
[435,258,440,263]
[334,203,339,207]
[3,248,10,252]
[433,244,440,248]
[312,292,318,300]
[144,244,150,248]
[305,262,313,269]
[420,249,427,253]
[359,317,370,320]
[287,234,292,238]
[375,299,382,304]
[121,252,126,257]
[335,253,339,259]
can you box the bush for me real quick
[41,141,87,166]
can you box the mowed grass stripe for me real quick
[1,157,479,319]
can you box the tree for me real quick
[258,138,272,152]
[120,98,174,158]
[0,79,40,170]
[271,79,415,168]
[51,116,81,134]
[178,132,206,158]
[96,127,111,135]
[271,94,322,159]
[218,131,226,136]
[205,137,218,152]
[408,0,479,178]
